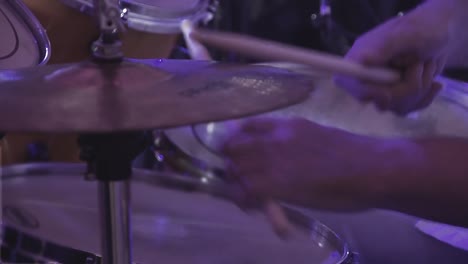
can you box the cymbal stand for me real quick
[84,2,139,264]
[79,132,150,264]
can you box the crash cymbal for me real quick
[0,59,313,132]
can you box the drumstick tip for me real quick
[265,201,295,240]
[180,20,212,61]
[180,19,194,35]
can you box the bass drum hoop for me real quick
[59,0,215,34]
[1,162,356,264]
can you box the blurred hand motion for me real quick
[334,1,452,115]
[221,117,386,212]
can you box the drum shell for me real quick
[22,0,179,63]
[1,163,354,264]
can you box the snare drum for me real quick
[160,62,468,182]
[156,63,468,263]
[1,163,355,264]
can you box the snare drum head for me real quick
[2,163,351,264]
[165,63,468,163]
[0,0,49,68]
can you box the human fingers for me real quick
[387,63,424,115]
[332,73,391,109]
[434,55,447,77]
[238,117,278,135]
[422,60,438,95]
[410,81,443,111]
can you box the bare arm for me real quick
[369,137,468,227]
[363,0,468,225]
[220,0,468,228]
[222,118,468,228]
[442,0,468,66]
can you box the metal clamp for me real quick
[91,40,124,61]
[91,0,127,60]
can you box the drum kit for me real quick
[0,0,350,263]
[2,0,468,264]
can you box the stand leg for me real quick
[99,180,132,264]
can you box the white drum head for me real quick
[0,0,50,69]
[1,163,352,264]
[164,63,468,165]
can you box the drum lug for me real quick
[120,7,129,23]
[203,0,219,25]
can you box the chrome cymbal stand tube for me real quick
[79,132,150,264]
[86,2,135,264]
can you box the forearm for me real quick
[420,0,468,65]
[423,0,468,29]
[370,137,468,227]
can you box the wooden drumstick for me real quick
[181,20,294,239]
[183,21,401,84]
[264,200,295,239]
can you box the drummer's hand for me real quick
[334,1,452,115]
[221,117,384,211]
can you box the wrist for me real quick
[422,0,468,40]
[365,136,468,226]
[368,136,468,209]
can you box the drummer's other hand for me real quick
[334,2,451,115]
[221,117,383,211]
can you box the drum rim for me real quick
[1,162,355,264]
[59,0,214,34]
[6,0,51,66]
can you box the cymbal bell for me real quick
[0,59,313,132]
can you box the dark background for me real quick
[206,0,422,60]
